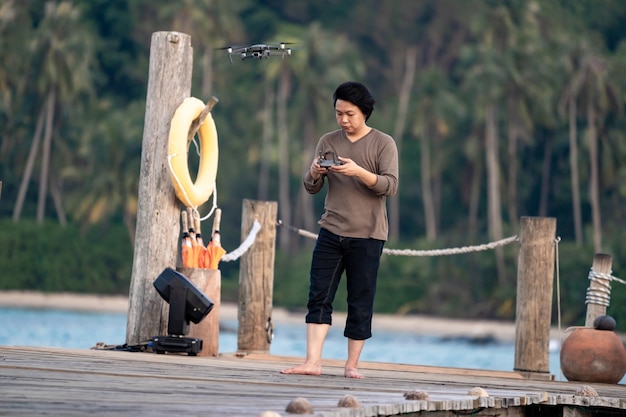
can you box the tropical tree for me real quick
[63,101,144,244]
[558,42,589,246]
[601,40,626,242]
[552,25,621,253]
[256,81,275,202]
[578,54,621,252]
[0,0,26,137]
[13,1,96,225]
[1,2,35,214]
[458,3,513,285]
[388,45,418,241]
[157,0,249,98]
[275,60,293,251]
[500,2,556,232]
[412,68,465,240]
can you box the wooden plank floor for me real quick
[1,346,624,416]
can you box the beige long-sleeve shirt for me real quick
[303,128,399,241]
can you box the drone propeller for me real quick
[274,41,296,50]
[215,45,247,52]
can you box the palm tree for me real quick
[13,2,95,224]
[388,46,418,241]
[2,2,37,218]
[558,44,588,246]
[557,36,621,251]
[158,0,248,98]
[464,130,484,239]
[13,108,44,222]
[578,55,620,252]
[275,62,293,251]
[412,68,465,240]
[63,101,144,244]
[249,36,297,252]
[0,0,25,136]
[458,4,511,285]
[257,81,275,202]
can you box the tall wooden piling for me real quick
[514,216,556,379]
[237,199,277,354]
[126,32,193,344]
[584,253,613,327]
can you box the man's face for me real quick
[335,99,366,134]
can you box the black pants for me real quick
[305,228,384,340]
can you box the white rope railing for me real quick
[383,235,518,256]
[277,220,518,256]
[222,221,519,265]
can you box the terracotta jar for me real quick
[560,328,626,384]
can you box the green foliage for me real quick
[0,220,132,294]
[2,0,626,330]
[272,250,311,311]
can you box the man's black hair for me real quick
[333,81,376,121]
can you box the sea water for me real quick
[0,307,620,384]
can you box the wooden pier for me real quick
[1,345,624,417]
[3,30,622,416]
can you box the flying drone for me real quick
[219,42,294,63]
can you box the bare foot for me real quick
[280,363,322,376]
[344,367,364,379]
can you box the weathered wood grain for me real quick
[127,31,194,345]
[237,199,278,354]
[1,346,624,416]
[514,216,556,377]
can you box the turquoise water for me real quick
[0,308,128,349]
[1,307,621,384]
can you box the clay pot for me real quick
[560,328,626,384]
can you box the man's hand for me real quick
[330,157,378,187]
[309,157,326,181]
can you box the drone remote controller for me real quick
[318,151,344,168]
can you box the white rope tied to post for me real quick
[277,220,518,256]
[221,220,262,262]
[585,268,626,307]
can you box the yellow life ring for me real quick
[167,97,218,208]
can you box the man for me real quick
[281,81,399,378]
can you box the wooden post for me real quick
[178,268,221,356]
[514,216,556,379]
[237,199,277,354]
[126,31,193,345]
[584,253,613,327]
